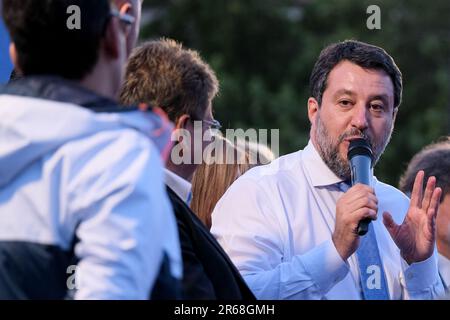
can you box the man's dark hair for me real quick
[8,69,21,82]
[2,0,111,80]
[399,137,450,201]
[309,40,403,109]
[120,38,219,121]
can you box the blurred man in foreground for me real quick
[0,0,181,299]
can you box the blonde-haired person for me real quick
[237,139,275,168]
[191,136,274,229]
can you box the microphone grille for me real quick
[347,138,373,160]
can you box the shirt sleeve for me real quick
[67,130,181,299]
[400,250,445,300]
[211,176,349,300]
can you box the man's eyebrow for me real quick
[369,94,390,104]
[333,89,356,99]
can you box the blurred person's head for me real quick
[2,0,132,99]
[113,0,143,56]
[190,136,252,229]
[307,40,402,181]
[399,138,450,258]
[120,38,219,181]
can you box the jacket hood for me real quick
[0,76,173,187]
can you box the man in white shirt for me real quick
[211,40,445,300]
[399,138,450,293]
[440,254,450,292]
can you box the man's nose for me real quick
[351,104,369,130]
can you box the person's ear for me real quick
[119,2,133,16]
[172,114,191,157]
[175,114,191,131]
[9,43,21,72]
[393,107,398,122]
[307,97,320,124]
[102,16,122,60]
[119,2,133,37]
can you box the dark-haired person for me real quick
[0,0,181,299]
[399,138,450,293]
[120,39,255,300]
[211,40,444,299]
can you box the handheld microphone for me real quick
[347,138,373,236]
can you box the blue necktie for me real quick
[186,190,192,206]
[338,182,390,300]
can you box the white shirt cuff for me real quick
[300,239,350,295]
[402,254,439,292]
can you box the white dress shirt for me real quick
[439,254,450,291]
[165,169,192,204]
[211,140,444,300]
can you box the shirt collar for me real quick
[165,169,192,203]
[0,75,117,110]
[439,253,450,288]
[302,139,375,188]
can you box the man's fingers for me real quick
[343,185,377,203]
[350,197,378,212]
[427,187,442,220]
[421,176,436,211]
[382,211,399,236]
[347,184,376,196]
[353,208,378,221]
[410,170,424,208]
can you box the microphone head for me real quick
[347,138,373,236]
[347,138,373,161]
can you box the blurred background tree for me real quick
[140,0,450,186]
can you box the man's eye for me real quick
[338,100,353,107]
[370,104,384,112]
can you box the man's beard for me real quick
[314,114,394,181]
